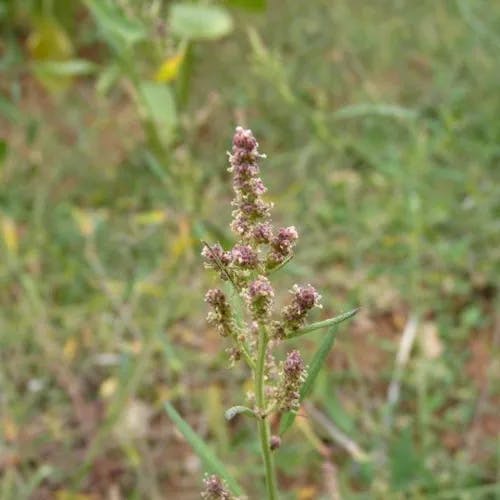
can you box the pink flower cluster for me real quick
[229,127,272,241]
[203,128,323,341]
[246,275,274,318]
[201,474,233,500]
[276,350,307,412]
[205,288,234,337]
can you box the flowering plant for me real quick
[201,127,357,499]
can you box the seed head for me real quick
[284,349,305,375]
[272,284,322,338]
[231,244,258,269]
[228,127,271,244]
[273,226,298,253]
[252,222,273,244]
[267,226,298,268]
[232,126,258,152]
[270,435,281,451]
[201,474,233,500]
[202,243,232,281]
[205,288,234,337]
[246,275,274,317]
[276,350,307,412]
[231,159,259,180]
[293,284,321,312]
[204,288,225,307]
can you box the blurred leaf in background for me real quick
[169,3,234,41]
[83,0,147,49]
[27,15,75,90]
[139,81,177,148]
[27,16,73,60]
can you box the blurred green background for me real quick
[1,0,499,498]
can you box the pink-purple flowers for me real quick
[203,127,321,342]
[199,126,341,499]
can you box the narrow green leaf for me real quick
[169,4,234,41]
[143,150,176,195]
[96,64,121,96]
[333,104,417,121]
[225,0,267,11]
[164,402,245,496]
[301,326,340,400]
[21,465,53,498]
[280,325,340,435]
[390,426,426,489]
[0,139,7,167]
[139,81,177,147]
[84,0,146,48]
[288,308,359,338]
[224,405,256,421]
[0,95,23,123]
[266,254,293,275]
[32,59,98,77]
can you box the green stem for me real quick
[255,325,278,499]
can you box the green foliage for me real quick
[169,3,234,41]
[0,139,7,167]
[389,426,427,490]
[83,0,147,48]
[139,81,178,147]
[164,402,245,496]
[280,325,340,435]
[225,0,267,11]
[32,59,98,77]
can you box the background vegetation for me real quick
[1,0,499,498]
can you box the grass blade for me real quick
[280,325,340,435]
[164,402,245,496]
[333,103,417,121]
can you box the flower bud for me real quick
[202,244,232,280]
[205,288,234,337]
[267,226,298,268]
[276,284,322,334]
[273,226,298,253]
[293,284,321,312]
[228,127,272,244]
[246,275,274,317]
[231,244,258,269]
[284,349,305,376]
[253,222,273,244]
[205,288,225,307]
[233,126,257,152]
[201,474,233,500]
[276,350,307,412]
[270,435,281,451]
